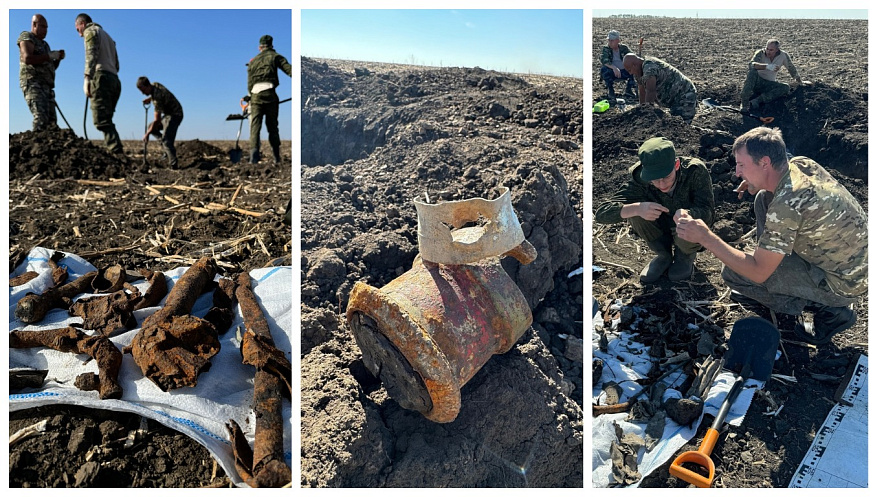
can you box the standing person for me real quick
[623,53,698,123]
[740,38,809,111]
[18,14,65,131]
[675,127,867,345]
[136,76,184,168]
[75,13,124,155]
[599,30,636,101]
[594,137,715,283]
[246,34,292,164]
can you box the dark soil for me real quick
[300,57,584,487]
[590,17,868,488]
[8,129,292,488]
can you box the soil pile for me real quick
[301,57,584,487]
[591,17,867,488]
[9,125,293,487]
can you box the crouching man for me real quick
[676,127,867,344]
[595,137,715,283]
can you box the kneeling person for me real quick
[595,137,715,283]
[675,127,867,344]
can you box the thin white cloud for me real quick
[465,21,476,28]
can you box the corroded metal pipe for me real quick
[347,252,534,423]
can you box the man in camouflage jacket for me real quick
[137,76,184,168]
[623,53,697,123]
[599,30,636,101]
[18,14,65,130]
[676,127,867,345]
[76,13,124,155]
[740,38,808,111]
[595,137,715,283]
[246,34,292,164]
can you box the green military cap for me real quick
[259,35,273,47]
[639,137,676,182]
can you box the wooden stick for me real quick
[229,184,243,206]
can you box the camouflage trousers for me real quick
[249,97,280,153]
[89,71,124,154]
[721,190,856,314]
[740,69,790,107]
[22,83,57,130]
[629,216,703,255]
[668,90,697,123]
[157,114,182,168]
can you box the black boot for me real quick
[272,145,282,164]
[606,82,616,102]
[640,238,672,283]
[625,85,637,99]
[249,149,260,164]
[669,247,697,281]
[794,305,857,345]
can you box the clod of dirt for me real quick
[664,397,704,426]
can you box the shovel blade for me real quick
[723,317,781,381]
[229,147,243,164]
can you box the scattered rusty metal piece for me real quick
[48,251,68,287]
[347,255,533,423]
[14,270,98,324]
[70,289,140,336]
[226,419,255,483]
[9,271,39,287]
[133,268,169,310]
[124,257,221,391]
[202,277,237,335]
[232,272,292,487]
[414,187,526,265]
[10,369,49,390]
[75,372,101,392]
[10,326,123,399]
[91,264,126,293]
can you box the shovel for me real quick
[225,98,249,164]
[702,98,774,124]
[669,317,780,488]
[142,102,150,165]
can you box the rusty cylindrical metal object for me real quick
[347,252,534,423]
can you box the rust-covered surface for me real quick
[124,257,222,391]
[14,270,98,324]
[70,289,140,336]
[10,326,123,399]
[346,254,534,423]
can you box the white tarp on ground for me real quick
[9,247,292,487]
[592,301,762,487]
[789,354,868,488]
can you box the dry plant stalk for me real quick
[228,272,292,488]
[10,326,123,399]
[124,257,222,391]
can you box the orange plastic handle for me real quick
[669,427,720,488]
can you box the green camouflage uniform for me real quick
[148,82,184,167]
[247,48,292,160]
[17,31,57,130]
[740,48,801,108]
[722,157,868,314]
[639,57,697,122]
[84,22,123,154]
[595,157,715,254]
[600,43,632,68]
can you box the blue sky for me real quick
[8,9,292,140]
[301,10,583,78]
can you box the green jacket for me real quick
[600,43,632,67]
[594,157,715,226]
[247,48,292,103]
[150,82,183,118]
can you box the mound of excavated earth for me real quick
[300,57,584,487]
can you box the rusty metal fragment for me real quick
[133,268,169,310]
[124,257,221,391]
[91,264,126,293]
[10,326,123,399]
[10,369,49,390]
[15,270,98,324]
[48,251,69,287]
[202,277,237,335]
[70,289,140,336]
[9,271,39,287]
[225,419,255,483]
[414,187,526,264]
[231,272,291,487]
[347,254,534,423]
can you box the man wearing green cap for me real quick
[595,137,714,283]
[246,34,292,164]
[676,127,866,345]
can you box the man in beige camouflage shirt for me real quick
[623,53,697,123]
[675,127,867,345]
